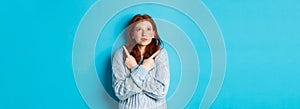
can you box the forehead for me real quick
[134,20,153,28]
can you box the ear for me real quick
[152,35,155,38]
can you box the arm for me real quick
[112,49,142,101]
[130,49,170,100]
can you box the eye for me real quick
[147,28,152,31]
[135,28,141,32]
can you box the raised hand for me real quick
[142,49,161,71]
[123,46,138,69]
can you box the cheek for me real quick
[132,33,140,39]
[132,35,140,42]
[147,31,154,36]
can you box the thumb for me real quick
[149,49,161,59]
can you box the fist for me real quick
[142,50,160,71]
[123,46,137,69]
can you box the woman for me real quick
[112,14,170,109]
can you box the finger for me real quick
[149,49,161,59]
[123,46,130,57]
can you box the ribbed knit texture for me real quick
[112,48,170,109]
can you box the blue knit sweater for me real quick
[112,48,170,109]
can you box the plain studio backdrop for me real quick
[0,0,300,108]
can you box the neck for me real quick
[138,45,146,55]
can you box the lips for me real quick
[141,38,148,42]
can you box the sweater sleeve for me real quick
[130,49,170,100]
[112,49,142,101]
[143,49,170,100]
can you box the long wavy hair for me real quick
[125,14,162,63]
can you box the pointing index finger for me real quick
[149,49,161,59]
[123,46,130,57]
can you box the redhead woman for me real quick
[112,14,170,109]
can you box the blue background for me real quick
[1,0,300,108]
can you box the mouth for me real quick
[141,38,148,42]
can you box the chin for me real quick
[138,42,151,46]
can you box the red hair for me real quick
[126,14,162,63]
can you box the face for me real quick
[132,20,155,46]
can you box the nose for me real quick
[142,30,146,36]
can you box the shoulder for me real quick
[157,48,168,58]
[160,48,167,54]
[113,48,124,59]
